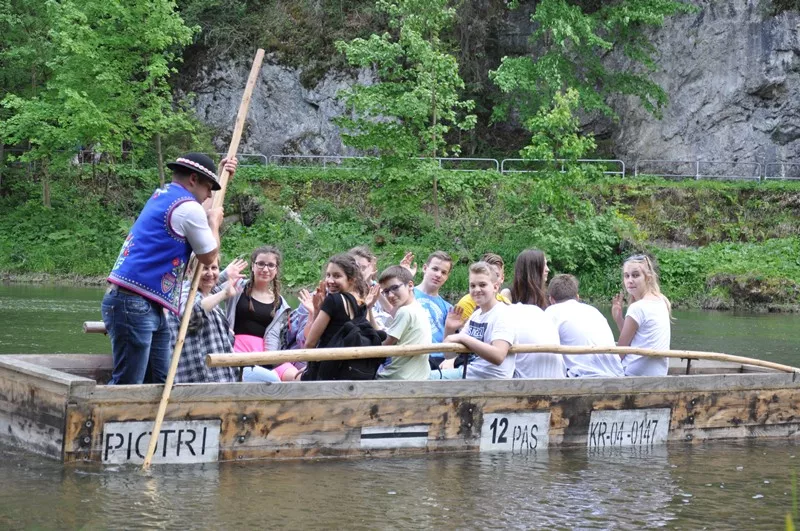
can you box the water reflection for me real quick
[0,440,795,529]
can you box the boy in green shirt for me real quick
[376,266,432,380]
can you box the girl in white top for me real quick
[443,261,516,379]
[611,254,672,377]
[509,249,565,379]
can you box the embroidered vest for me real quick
[108,183,196,314]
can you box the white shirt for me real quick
[511,304,565,379]
[465,303,516,380]
[171,200,217,255]
[622,298,671,377]
[545,299,624,378]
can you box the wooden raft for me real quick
[1,354,799,465]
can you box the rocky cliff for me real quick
[185,1,800,172]
[185,55,371,157]
[605,0,800,175]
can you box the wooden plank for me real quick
[0,357,97,391]
[0,356,99,461]
[4,354,112,382]
[68,372,800,405]
[64,382,800,462]
[0,369,73,459]
[4,354,111,371]
[63,400,95,463]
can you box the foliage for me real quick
[583,177,800,246]
[334,0,476,159]
[0,0,197,168]
[490,0,696,126]
[519,88,597,161]
[0,0,51,106]
[0,181,127,276]
[650,238,800,305]
[772,0,800,14]
[3,161,800,311]
[177,0,382,86]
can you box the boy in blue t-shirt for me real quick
[406,251,453,369]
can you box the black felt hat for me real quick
[166,153,221,191]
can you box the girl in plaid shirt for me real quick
[168,258,246,383]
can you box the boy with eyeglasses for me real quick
[376,266,432,380]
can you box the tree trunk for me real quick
[156,134,165,187]
[0,143,4,194]
[431,77,439,230]
[42,171,51,208]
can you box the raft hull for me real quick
[1,355,798,465]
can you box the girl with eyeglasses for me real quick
[611,254,672,377]
[221,245,295,382]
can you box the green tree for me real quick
[0,0,53,193]
[490,0,695,125]
[0,0,196,205]
[334,0,477,227]
[521,88,596,161]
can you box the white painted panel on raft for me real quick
[102,420,221,464]
[480,412,550,454]
[360,425,429,449]
[587,408,671,448]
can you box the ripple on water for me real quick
[1,440,795,529]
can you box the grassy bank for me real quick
[2,165,799,310]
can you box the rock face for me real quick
[605,1,800,175]
[188,55,371,157]
[187,2,800,173]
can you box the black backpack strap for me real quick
[340,293,354,320]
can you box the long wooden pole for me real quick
[206,343,800,374]
[142,49,265,470]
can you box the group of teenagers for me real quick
[171,246,673,384]
[101,152,672,386]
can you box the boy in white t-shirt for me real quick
[376,266,432,380]
[545,274,624,378]
[432,261,515,380]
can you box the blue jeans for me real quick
[102,289,171,385]
[242,366,281,383]
[428,368,465,380]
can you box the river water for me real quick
[1,283,799,528]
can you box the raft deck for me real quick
[0,354,797,465]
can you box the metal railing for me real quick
[270,154,500,172]
[213,152,268,167]
[269,154,369,169]
[501,158,625,176]
[764,163,800,180]
[430,157,499,172]
[4,146,799,183]
[633,160,762,181]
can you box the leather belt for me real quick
[106,284,138,296]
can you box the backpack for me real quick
[302,293,387,381]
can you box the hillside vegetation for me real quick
[2,164,798,311]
